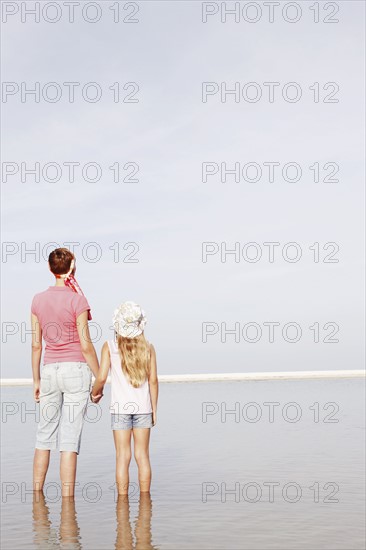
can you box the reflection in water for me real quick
[115,495,133,550]
[116,493,158,550]
[59,497,81,550]
[33,491,157,550]
[32,492,58,549]
[32,492,81,550]
[134,494,155,550]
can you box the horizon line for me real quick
[1,369,365,386]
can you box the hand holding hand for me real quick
[90,391,103,404]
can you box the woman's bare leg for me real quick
[133,429,151,493]
[60,451,77,497]
[33,449,50,491]
[113,430,132,495]
[60,496,80,547]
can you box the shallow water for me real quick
[1,379,365,549]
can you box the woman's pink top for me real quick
[31,286,91,364]
[108,339,152,415]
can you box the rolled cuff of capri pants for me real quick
[35,440,58,451]
[59,441,82,454]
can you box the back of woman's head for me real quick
[49,248,75,276]
[112,301,149,387]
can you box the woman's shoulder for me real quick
[31,289,50,314]
[71,291,90,306]
[32,288,49,302]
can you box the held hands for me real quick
[34,381,103,404]
[90,389,103,404]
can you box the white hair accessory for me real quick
[112,301,147,338]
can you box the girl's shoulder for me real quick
[104,339,118,354]
[145,338,152,348]
[146,341,156,358]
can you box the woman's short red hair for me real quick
[48,248,75,275]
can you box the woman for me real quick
[31,248,99,497]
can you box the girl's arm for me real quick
[76,310,99,378]
[31,313,42,402]
[148,344,158,425]
[91,342,111,402]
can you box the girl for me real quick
[91,301,158,495]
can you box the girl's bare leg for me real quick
[115,495,133,549]
[133,429,151,493]
[135,492,153,550]
[113,430,132,495]
[33,449,50,491]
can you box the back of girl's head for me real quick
[117,334,150,388]
[112,302,149,388]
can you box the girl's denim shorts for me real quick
[111,413,153,430]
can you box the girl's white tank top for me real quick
[107,339,152,415]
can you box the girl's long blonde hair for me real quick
[117,333,150,388]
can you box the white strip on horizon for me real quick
[0,370,365,385]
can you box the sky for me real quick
[1,0,365,377]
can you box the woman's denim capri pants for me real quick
[35,362,92,454]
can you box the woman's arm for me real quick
[91,342,111,401]
[76,310,99,378]
[31,313,42,402]
[148,344,158,425]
